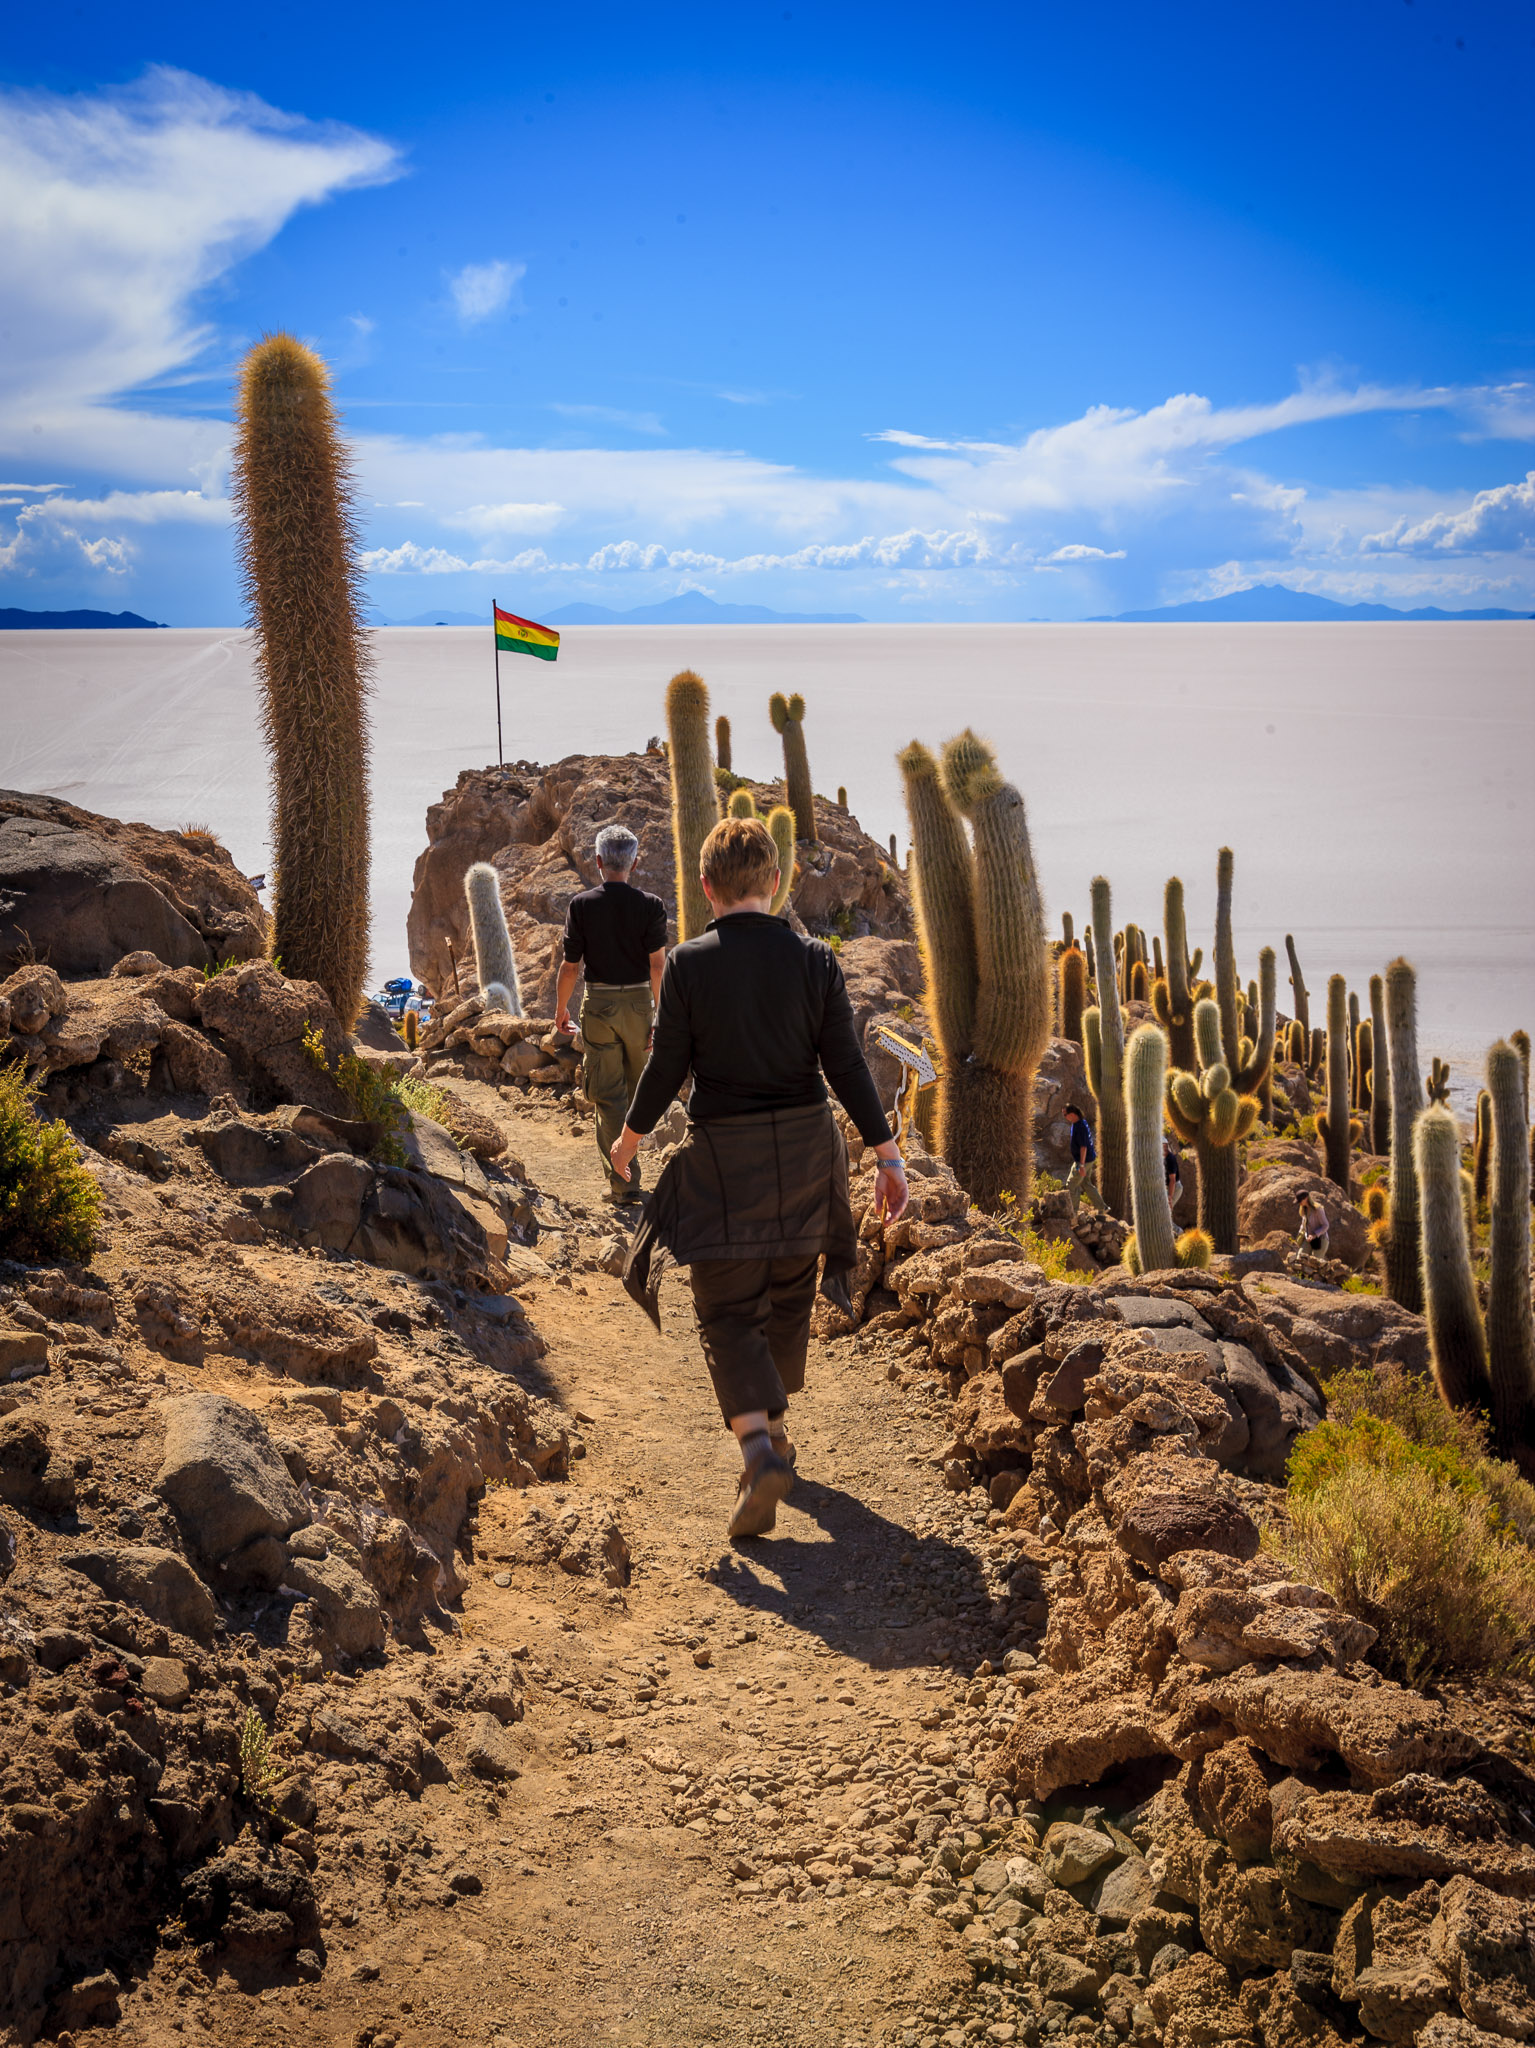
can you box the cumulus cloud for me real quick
[0,502,132,576]
[1044,543,1127,562]
[1360,472,1535,555]
[359,539,579,575]
[447,259,523,325]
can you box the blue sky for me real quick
[1,0,1531,623]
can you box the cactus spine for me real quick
[714,714,732,771]
[465,863,522,1014]
[1125,1024,1176,1273]
[1382,957,1425,1311]
[1485,1040,1535,1456]
[1152,877,1196,1071]
[1415,1104,1490,1415]
[666,670,720,941]
[1285,934,1309,1037]
[1058,946,1087,1047]
[1368,975,1391,1155]
[898,732,1051,1209]
[1083,875,1129,1218]
[770,691,815,842]
[1318,973,1352,1189]
[232,333,371,1025]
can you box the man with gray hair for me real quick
[556,823,668,1202]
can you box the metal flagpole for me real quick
[492,599,504,767]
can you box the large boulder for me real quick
[1238,1166,1370,1268]
[154,1393,309,1585]
[1240,1273,1429,1379]
[193,962,351,1115]
[0,791,267,976]
[59,1544,220,1641]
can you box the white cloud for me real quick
[446,259,523,325]
[0,67,398,451]
[441,500,566,536]
[1044,543,1126,562]
[23,488,229,526]
[0,502,132,575]
[360,539,580,576]
[1360,472,1535,555]
[550,403,665,436]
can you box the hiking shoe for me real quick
[770,1430,798,1470]
[728,1444,793,1540]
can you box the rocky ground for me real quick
[1,779,1533,2048]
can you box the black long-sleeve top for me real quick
[625,911,893,1147]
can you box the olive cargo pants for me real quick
[579,984,653,1195]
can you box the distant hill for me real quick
[1089,584,1531,624]
[0,606,167,629]
[543,594,866,626]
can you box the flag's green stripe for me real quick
[499,636,558,660]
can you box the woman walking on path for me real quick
[613,816,909,1540]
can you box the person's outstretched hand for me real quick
[874,1156,909,1222]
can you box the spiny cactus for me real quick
[1318,974,1353,1189]
[1058,946,1087,1046]
[1368,974,1391,1156]
[1285,934,1309,1037]
[1164,849,1273,1253]
[465,863,522,1015]
[1152,878,1196,1070]
[1426,1056,1452,1106]
[1382,957,1424,1312]
[715,714,732,771]
[728,787,758,820]
[402,1008,418,1052]
[1415,1104,1490,1416]
[1356,1017,1374,1120]
[898,731,1050,1209]
[1061,912,1074,948]
[232,332,371,1026]
[1285,1018,1307,1067]
[1124,1024,1176,1273]
[1129,959,1149,1003]
[1485,1040,1535,1458]
[769,691,816,842]
[1082,875,1129,1218]
[836,785,847,808]
[1363,1184,1388,1223]
[1473,1087,1492,1202]
[765,805,796,916]
[666,670,719,941]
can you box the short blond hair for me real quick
[700,815,779,906]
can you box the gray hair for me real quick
[595,823,639,872]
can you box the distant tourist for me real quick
[1164,1139,1183,1209]
[614,816,908,1540]
[555,823,667,1204]
[1298,1192,1330,1258]
[1063,1103,1104,1210]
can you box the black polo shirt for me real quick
[562,879,667,986]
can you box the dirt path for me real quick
[116,1092,1044,2048]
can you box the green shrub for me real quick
[996,1191,1091,1285]
[302,1024,409,1165]
[0,1061,102,1262]
[1272,1411,1535,1682]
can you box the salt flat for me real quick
[2,620,1529,1109]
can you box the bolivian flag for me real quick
[494,604,560,662]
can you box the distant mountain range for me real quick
[1089,584,1532,624]
[0,607,167,629]
[376,595,865,627]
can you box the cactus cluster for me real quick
[770,692,816,842]
[1426,1055,1452,1106]
[232,333,372,1026]
[1152,878,1197,1070]
[666,670,721,941]
[898,731,1051,1210]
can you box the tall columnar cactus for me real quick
[765,805,796,916]
[1082,875,1129,1218]
[1415,1104,1490,1415]
[1061,912,1074,948]
[1356,1017,1373,1120]
[898,732,1050,1209]
[836,785,847,808]
[1153,878,1196,1070]
[1124,1023,1176,1274]
[666,670,720,941]
[770,691,816,842]
[1368,974,1391,1156]
[465,862,522,1015]
[1426,1056,1452,1106]
[1382,957,1425,1311]
[232,332,371,1025]
[1485,1041,1535,1456]
[1348,989,1361,1106]
[1318,974,1353,1189]
[1164,849,1274,1253]
[1058,946,1087,1046]
[1285,934,1309,1037]
[714,715,732,771]
[1473,1087,1493,1202]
